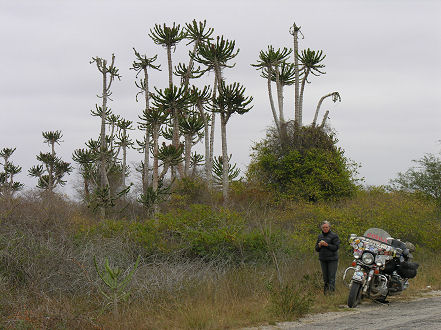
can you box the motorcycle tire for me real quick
[348,282,362,308]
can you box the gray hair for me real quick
[320,220,331,228]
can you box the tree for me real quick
[297,48,326,124]
[312,92,341,127]
[191,35,240,186]
[179,111,205,176]
[29,131,72,194]
[149,23,187,176]
[116,118,134,192]
[211,81,253,201]
[90,54,121,217]
[0,148,23,198]
[190,86,212,180]
[212,155,240,185]
[390,153,441,204]
[252,46,292,140]
[131,48,161,196]
[289,22,302,127]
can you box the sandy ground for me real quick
[243,290,441,330]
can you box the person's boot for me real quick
[323,283,329,295]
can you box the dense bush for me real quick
[76,204,282,263]
[247,125,359,202]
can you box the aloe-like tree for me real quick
[149,23,187,173]
[191,35,240,185]
[252,46,293,140]
[289,22,302,127]
[131,48,161,195]
[190,152,204,177]
[151,85,193,168]
[297,48,326,125]
[116,119,134,191]
[312,92,341,127]
[212,154,240,185]
[190,85,212,180]
[90,54,121,216]
[0,148,23,198]
[157,142,184,181]
[211,82,253,201]
[72,148,97,201]
[179,111,205,176]
[29,131,72,194]
[179,19,214,87]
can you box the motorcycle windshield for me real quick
[363,228,391,243]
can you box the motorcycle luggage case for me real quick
[397,261,419,279]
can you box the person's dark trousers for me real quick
[320,260,338,294]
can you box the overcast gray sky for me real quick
[1,0,440,194]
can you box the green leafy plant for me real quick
[93,255,141,317]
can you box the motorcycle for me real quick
[343,228,419,308]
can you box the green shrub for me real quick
[267,279,314,319]
[248,126,359,202]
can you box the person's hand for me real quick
[319,240,328,247]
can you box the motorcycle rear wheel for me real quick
[348,282,362,308]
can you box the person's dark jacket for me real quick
[315,231,340,261]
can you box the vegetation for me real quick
[390,152,441,205]
[0,189,440,328]
[1,19,439,330]
[248,125,360,202]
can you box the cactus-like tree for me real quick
[211,82,252,201]
[131,48,161,195]
[312,92,341,127]
[179,111,205,176]
[29,131,72,194]
[90,54,121,216]
[212,154,240,185]
[0,148,23,198]
[190,86,212,180]
[191,36,240,185]
[252,46,293,140]
[149,23,187,174]
[297,48,326,125]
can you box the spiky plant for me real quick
[131,48,161,196]
[0,148,23,198]
[211,81,253,202]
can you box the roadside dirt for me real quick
[243,290,441,330]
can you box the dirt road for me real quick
[245,291,441,330]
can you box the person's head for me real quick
[320,221,331,233]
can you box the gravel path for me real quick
[244,291,441,330]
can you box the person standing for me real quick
[315,221,340,294]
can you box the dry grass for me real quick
[1,193,441,329]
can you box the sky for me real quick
[1,0,440,195]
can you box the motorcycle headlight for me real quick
[354,250,362,259]
[375,255,385,267]
[362,252,374,265]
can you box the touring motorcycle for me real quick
[343,228,419,308]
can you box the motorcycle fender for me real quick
[351,270,365,283]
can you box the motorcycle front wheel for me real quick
[348,282,362,308]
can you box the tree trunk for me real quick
[298,68,310,127]
[143,68,151,194]
[184,134,192,176]
[208,74,219,187]
[293,23,300,128]
[266,66,280,135]
[100,60,110,190]
[313,92,338,126]
[275,65,287,141]
[152,124,160,214]
[220,113,229,203]
[197,102,210,181]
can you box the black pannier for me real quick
[397,261,419,279]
